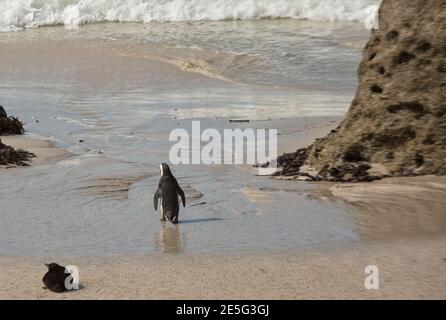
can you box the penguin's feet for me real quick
[160,216,167,222]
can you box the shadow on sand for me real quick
[179,218,222,224]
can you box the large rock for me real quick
[278,0,446,182]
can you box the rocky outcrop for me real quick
[277,0,446,182]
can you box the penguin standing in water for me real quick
[153,163,186,224]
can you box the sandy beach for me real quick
[1,77,445,300]
[1,124,445,299]
[1,236,445,299]
[1,0,445,300]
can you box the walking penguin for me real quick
[153,163,186,224]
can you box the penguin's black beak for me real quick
[44,263,49,268]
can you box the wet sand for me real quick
[331,175,446,240]
[1,22,445,299]
[1,99,445,300]
[1,126,445,299]
[1,236,445,299]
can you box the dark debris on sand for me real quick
[0,105,33,166]
[0,139,35,166]
[0,105,25,135]
[275,147,380,183]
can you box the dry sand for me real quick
[1,236,445,299]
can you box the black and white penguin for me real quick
[153,163,186,224]
[42,263,70,293]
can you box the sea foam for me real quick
[0,0,381,32]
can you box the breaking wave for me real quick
[0,0,380,32]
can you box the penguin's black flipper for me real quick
[178,185,186,207]
[153,188,160,211]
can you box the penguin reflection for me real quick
[154,223,185,253]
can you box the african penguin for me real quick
[42,263,71,293]
[153,163,186,224]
